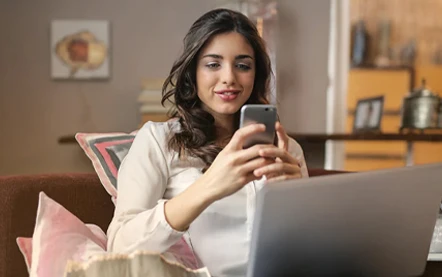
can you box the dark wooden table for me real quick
[288,132,442,166]
[424,260,442,276]
[58,135,78,144]
[289,132,442,142]
[59,132,442,166]
[59,132,442,144]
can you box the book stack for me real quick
[138,79,172,126]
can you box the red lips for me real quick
[215,89,241,94]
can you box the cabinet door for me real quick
[346,69,411,111]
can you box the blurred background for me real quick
[1,0,441,176]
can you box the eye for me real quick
[206,62,220,69]
[237,63,251,71]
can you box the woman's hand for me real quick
[253,122,302,183]
[165,124,275,231]
[198,124,275,202]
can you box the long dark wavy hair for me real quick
[161,8,272,171]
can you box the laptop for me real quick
[247,163,442,277]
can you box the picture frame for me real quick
[50,20,110,80]
[353,96,385,132]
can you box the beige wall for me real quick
[0,0,331,175]
[0,0,214,175]
[277,0,331,134]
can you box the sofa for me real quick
[1,169,441,277]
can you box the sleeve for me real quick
[287,137,309,178]
[106,122,185,254]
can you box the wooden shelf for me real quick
[291,132,442,143]
[59,132,442,145]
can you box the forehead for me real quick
[199,32,254,57]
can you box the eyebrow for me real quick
[202,54,254,60]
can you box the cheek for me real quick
[240,72,255,91]
[197,70,217,91]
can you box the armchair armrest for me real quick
[308,168,349,177]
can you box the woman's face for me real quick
[196,32,255,121]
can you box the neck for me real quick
[201,104,237,145]
[213,114,235,145]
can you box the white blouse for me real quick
[106,120,309,276]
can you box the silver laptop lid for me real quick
[247,163,442,277]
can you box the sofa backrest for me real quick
[0,173,114,277]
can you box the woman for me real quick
[107,8,309,276]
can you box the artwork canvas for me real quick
[51,20,110,80]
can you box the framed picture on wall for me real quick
[50,20,110,80]
[353,96,384,132]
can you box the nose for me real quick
[221,65,237,85]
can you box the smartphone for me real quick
[239,104,277,148]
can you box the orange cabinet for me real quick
[344,66,442,171]
[344,68,411,171]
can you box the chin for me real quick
[215,104,243,115]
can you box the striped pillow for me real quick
[75,131,137,202]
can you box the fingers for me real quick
[244,172,263,184]
[258,147,298,165]
[240,157,274,175]
[234,144,277,164]
[253,162,301,178]
[265,172,303,183]
[227,124,266,150]
[275,122,289,151]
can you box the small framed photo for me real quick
[353,96,384,132]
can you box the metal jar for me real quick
[400,79,440,130]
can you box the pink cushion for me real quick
[16,192,200,275]
[16,223,106,274]
[17,192,107,277]
[16,237,32,271]
[75,131,137,201]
